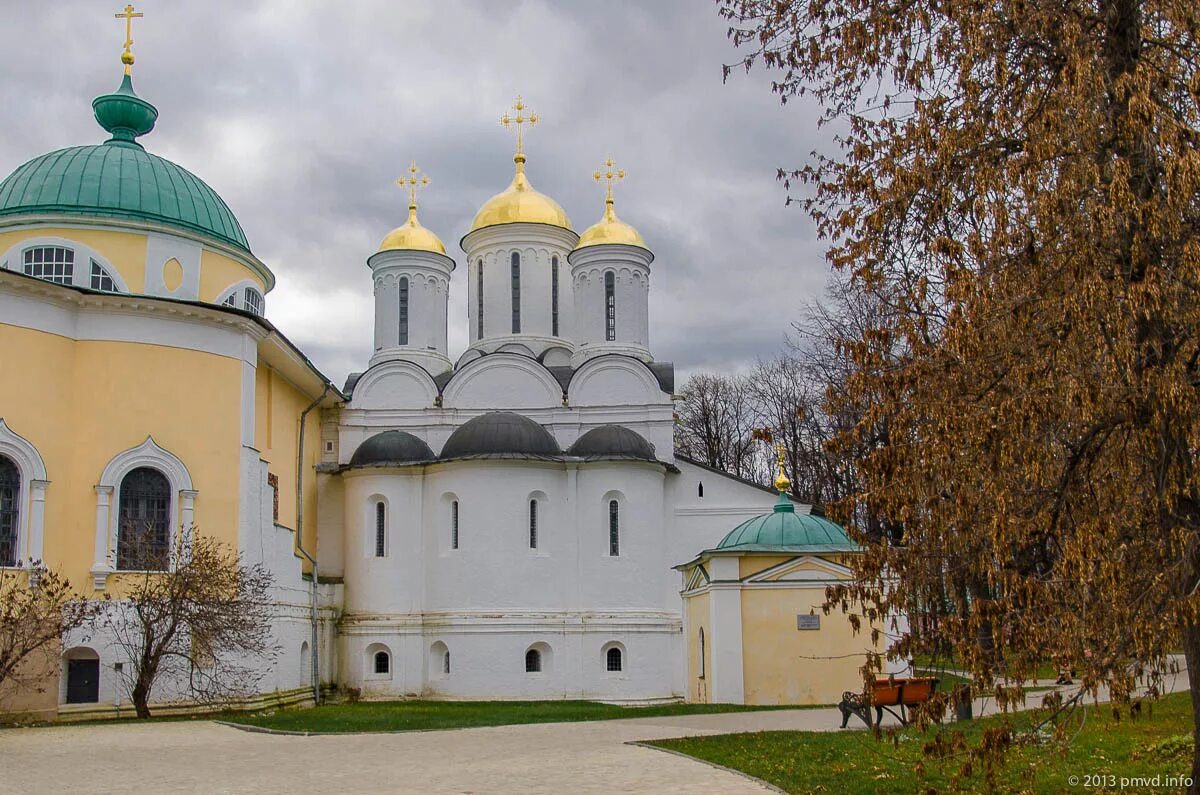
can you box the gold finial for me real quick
[114,4,144,76]
[396,160,430,223]
[774,442,791,493]
[500,95,539,167]
[592,157,626,221]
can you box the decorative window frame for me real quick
[602,490,626,558]
[524,642,552,676]
[0,419,49,567]
[92,437,195,589]
[430,640,450,680]
[527,490,548,556]
[365,642,393,681]
[602,641,627,676]
[214,279,266,315]
[366,494,389,558]
[0,236,128,293]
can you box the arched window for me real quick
[606,647,623,672]
[451,500,459,550]
[551,256,560,336]
[511,252,521,333]
[374,501,386,557]
[525,648,541,673]
[117,467,171,571]
[608,499,620,557]
[604,270,616,341]
[300,641,310,686]
[529,499,538,549]
[476,260,484,339]
[398,277,409,346]
[24,246,74,285]
[698,481,704,498]
[89,260,118,292]
[374,650,390,675]
[0,455,19,567]
[699,628,706,678]
[444,650,451,675]
[243,287,264,317]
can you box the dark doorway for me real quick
[66,659,99,704]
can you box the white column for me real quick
[179,489,198,566]
[27,479,48,563]
[92,485,114,589]
[707,556,745,704]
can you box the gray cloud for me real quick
[0,0,833,386]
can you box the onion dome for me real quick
[567,425,656,461]
[575,157,646,251]
[378,161,446,254]
[715,493,859,553]
[349,431,436,467]
[469,154,572,233]
[0,73,250,252]
[440,412,561,459]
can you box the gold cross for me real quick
[396,161,430,212]
[592,157,627,206]
[500,95,538,158]
[114,4,144,75]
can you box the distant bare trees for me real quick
[103,524,277,718]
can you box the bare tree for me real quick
[102,524,277,718]
[0,565,95,700]
[674,372,761,479]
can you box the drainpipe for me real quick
[296,385,329,705]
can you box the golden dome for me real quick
[575,200,646,250]
[378,206,446,255]
[469,155,572,233]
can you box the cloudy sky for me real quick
[1,0,832,386]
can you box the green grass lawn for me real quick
[224,699,808,734]
[648,691,1196,794]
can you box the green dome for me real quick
[715,494,860,553]
[0,75,250,252]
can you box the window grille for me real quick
[525,648,541,673]
[529,499,538,549]
[606,647,622,672]
[511,252,521,333]
[243,287,263,316]
[117,467,171,570]
[551,256,559,336]
[375,502,386,557]
[608,499,620,556]
[451,500,459,549]
[0,455,19,567]
[476,260,484,339]
[604,271,616,341]
[444,651,451,675]
[374,651,390,674]
[23,247,74,285]
[221,293,238,308]
[90,260,118,292]
[398,277,409,346]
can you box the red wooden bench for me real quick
[838,676,939,728]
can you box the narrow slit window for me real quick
[608,499,620,557]
[511,252,521,333]
[699,628,706,678]
[451,500,459,550]
[529,499,538,549]
[476,260,484,340]
[398,277,409,346]
[444,650,451,675]
[604,271,616,341]
[375,502,386,557]
[551,256,560,336]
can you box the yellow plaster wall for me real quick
[738,555,794,579]
[253,365,321,569]
[0,323,243,589]
[0,227,149,293]
[740,582,872,705]
[683,589,711,703]
[200,248,265,303]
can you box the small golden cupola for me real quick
[378,161,446,255]
[468,96,572,233]
[575,157,646,250]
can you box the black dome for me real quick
[567,425,656,461]
[349,431,436,467]
[440,412,561,458]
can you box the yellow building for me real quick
[677,477,877,706]
[0,45,339,719]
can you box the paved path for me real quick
[2,662,1188,795]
